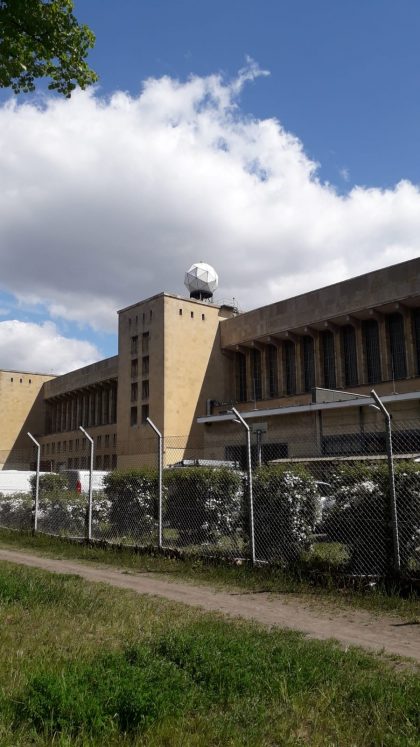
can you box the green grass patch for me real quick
[0,561,419,745]
[0,527,420,620]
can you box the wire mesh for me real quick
[0,418,419,578]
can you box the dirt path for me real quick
[0,548,419,663]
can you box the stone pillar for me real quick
[401,305,415,378]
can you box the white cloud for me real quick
[0,320,101,374]
[0,64,419,334]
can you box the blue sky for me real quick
[0,0,420,373]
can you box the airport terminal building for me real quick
[1,256,420,470]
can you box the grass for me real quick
[0,527,420,620]
[0,560,419,745]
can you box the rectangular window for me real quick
[284,341,296,395]
[105,434,110,448]
[75,438,79,450]
[321,330,336,389]
[363,320,381,384]
[103,454,110,469]
[130,406,137,426]
[267,345,278,397]
[251,349,262,400]
[63,441,67,453]
[235,352,247,402]
[97,435,102,448]
[82,437,86,451]
[51,443,55,455]
[388,313,407,380]
[414,310,420,375]
[131,382,138,402]
[302,336,315,392]
[142,380,149,399]
[141,404,149,423]
[342,325,358,386]
[142,332,149,354]
[131,358,138,378]
[142,356,149,376]
[57,442,61,454]
[113,433,117,447]
[131,335,138,355]
[95,455,102,469]
[111,454,117,469]
[46,443,50,455]
[69,440,73,452]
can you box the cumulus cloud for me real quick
[0,63,419,334]
[0,320,101,374]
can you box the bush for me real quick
[252,465,320,564]
[103,468,158,540]
[164,467,243,546]
[0,492,32,530]
[321,461,420,575]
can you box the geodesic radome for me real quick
[184,262,219,298]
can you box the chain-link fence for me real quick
[1,413,420,580]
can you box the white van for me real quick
[59,469,109,494]
[0,470,48,496]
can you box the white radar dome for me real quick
[184,262,219,301]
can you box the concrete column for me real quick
[347,316,365,385]
[370,310,390,381]
[102,387,109,424]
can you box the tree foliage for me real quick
[0,0,97,96]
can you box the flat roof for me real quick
[0,368,55,378]
[197,390,420,424]
[118,291,229,314]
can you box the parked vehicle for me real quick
[0,470,48,496]
[59,469,109,494]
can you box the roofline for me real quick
[118,292,227,314]
[0,368,55,378]
[222,255,420,324]
[197,390,420,424]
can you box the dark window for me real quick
[95,455,102,469]
[103,454,110,469]
[141,404,149,423]
[131,358,138,378]
[130,406,137,426]
[388,313,407,380]
[363,320,381,383]
[202,314,205,321]
[105,434,110,448]
[414,310,420,375]
[179,308,182,316]
[131,382,138,402]
[142,356,149,376]
[302,336,315,392]
[131,335,138,355]
[251,348,262,400]
[98,434,103,448]
[321,330,336,389]
[111,454,117,469]
[235,352,247,402]
[267,345,278,397]
[142,380,149,399]
[342,325,358,386]
[284,341,296,395]
[142,332,149,354]
[190,311,194,318]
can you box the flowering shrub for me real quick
[321,462,420,575]
[0,492,32,530]
[103,469,158,541]
[252,465,320,563]
[164,467,243,545]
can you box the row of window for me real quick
[128,310,152,328]
[9,376,32,384]
[46,386,118,434]
[178,308,206,320]
[130,404,149,426]
[235,311,420,401]
[42,433,116,456]
[53,454,118,470]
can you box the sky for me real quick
[1,0,420,374]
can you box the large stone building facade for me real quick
[1,256,420,470]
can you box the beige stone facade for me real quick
[1,257,420,470]
[0,370,55,468]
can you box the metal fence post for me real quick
[27,432,40,533]
[79,426,94,542]
[231,408,256,565]
[146,417,163,549]
[370,389,401,573]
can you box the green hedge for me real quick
[253,465,320,563]
[103,468,158,539]
[164,467,243,545]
